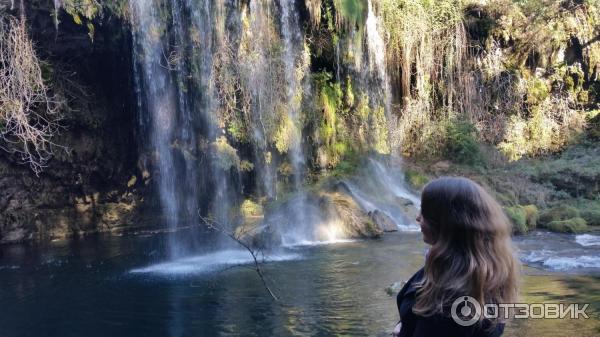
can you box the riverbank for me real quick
[399,140,600,235]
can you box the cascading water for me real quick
[342,158,421,231]
[130,0,413,257]
[365,0,392,123]
[131,0,190,257]
[131,0,238,257]
[280,0,305,187]
[278,0,312,246]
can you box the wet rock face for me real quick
[0,145,154,244]
[0,4,146,244]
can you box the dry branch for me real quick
[198,215,279,301]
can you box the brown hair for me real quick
[413,177,520,320]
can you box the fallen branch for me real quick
[198,215,279,301]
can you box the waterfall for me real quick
[129,0,401,254]
[279,0,310,245]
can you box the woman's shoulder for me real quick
[396,267,425,318]
[410,267,425,282]
[398,267,425,297]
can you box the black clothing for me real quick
[396,268,505,337]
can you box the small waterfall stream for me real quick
[131,0,187,257]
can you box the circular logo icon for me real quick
[451,296,482,326]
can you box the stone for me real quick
[431,160,451,172]
[369,209,398,232]
[394,196,419,221]
[319,191,383,238]
[385,281,405,296]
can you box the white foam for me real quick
[522,249,553,263]
[398,224,421,232]
[522,250,600,271]
[283,239,357,248]
[130,249,301,275]
[543,256,600,271]
[575,234,600,247]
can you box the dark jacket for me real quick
[396,268,505,337]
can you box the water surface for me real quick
[0,231,599,337]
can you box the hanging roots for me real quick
[0,14,64,174]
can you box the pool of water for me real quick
[0,231,599,337]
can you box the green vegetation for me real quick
[443,120,485,166]
[57,0,130,39]
[329,159,359,178]
[545,217,588,233]
[587,110,600,140]
[211,136,240,170]
[560,199,600,227]
[505,206,528,234]
[333,0,366,30]
[505,204,539,233]
[404,169,429,190]
[376,0,599,164]
[240,199,264,218]
[522,204,539,230]
[540,205,581,224]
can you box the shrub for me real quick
[239,160,254,172]
[498,97,587,161]
[443,120,485,166]
[539,205,580,225]
[505,206,527,234]
[274,113,300,154]
[545,217,587,233]
[240,199,263,218]
[587,110,600,140]
[211,136,240,170]
[522,204,539,229]
[405,169,429,190]
[580,209,600,226]
[331,159,359,177]
[572,199,600,226]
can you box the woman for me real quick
[393,177,520,337]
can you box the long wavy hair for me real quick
[413,177,520,319]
